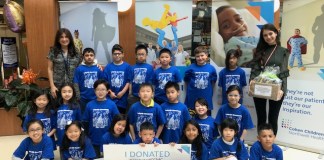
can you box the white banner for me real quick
[103,144,191,160]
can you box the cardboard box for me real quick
[249,81,282,101]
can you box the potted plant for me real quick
[0,69,47,118]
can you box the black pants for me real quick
[253,96,284,135]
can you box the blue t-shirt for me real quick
[56,104,82,146]
[250,141,283,160]
[190,143,209,160]
[128,102,167,139]
[133,137,161,144]
[103,62,131,108]
[131,62,154,97]
[83,99,120,145]
[193,116,218,149]
[153,66,182,103]
[101,132,133,152]
[209,137,249,160]
[215,104,254,138]
[161,102,191,143]
[62,138,96,160]
[218,67,247,104]
[13,134,54,160]
[184,63,217,110]
[23,111,57,149]
[73,65,103,101]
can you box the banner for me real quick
[1,37,18,68]
[277,0,324,153]
[103,144,191,160]
[59,1,119,65]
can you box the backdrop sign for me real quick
[59,1,119,65]
[103,144,191,160]
[277,0,324,154]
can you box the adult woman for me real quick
[249,24,289,135]
[174,44,189,66]
[47,28,81,98]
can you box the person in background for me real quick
[48,28,81,99]
[73,30,83,55]
[147,42,157,66]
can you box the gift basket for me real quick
[249,66,283,101]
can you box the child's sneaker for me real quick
[299,66,306,71]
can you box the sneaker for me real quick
[299,66,306,71]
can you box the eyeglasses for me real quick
[28,128,42,133]
[228,94,240,97]
[113,52,123,56]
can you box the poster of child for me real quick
[210,1,265,67]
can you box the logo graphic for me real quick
[281,118,292,129]
[180,145,190,154]
[318,69,324,80]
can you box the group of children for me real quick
[13,43,283,160]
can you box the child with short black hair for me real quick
[74,47,103,113]
[250,123,283,160]
[133,121,161,145]
[218,48,247,105]
[209,118,249,160]
[193,98,218,150]
[161,81,191,144]
[128,83,166,140]
[61,121,96,159]
[23,89,56,150]
[153,48,182,104]
[215,85,254,141]
[128,44,154,112]
[103,44,131,114]
[82,79,120,158]
[184,46,217,114]
[56,83,82,148]
[13,119,54,160]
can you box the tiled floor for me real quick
[0,135,321,160]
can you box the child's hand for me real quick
[169,142,176,147]
[96,64,104,71]
[139,143,146,147]
[116,92,124,98]
[153,142,159,147]
[109,91,117,99]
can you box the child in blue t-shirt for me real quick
[128,44,154,111]
[209,118,249,160]
[153,48,182,104]
[193,98,218,150]
[73,48,103,113]
[218,48,247,104]
[161,81,191,144]
[56,83,82,148]
[128,83,167,140]
[103,44,131,114]
[215,85,254,140]
[13,119,54,160]
[23,89,56,150]
[179,120,209,160]
[184,46,217,113]
[82,79,120,158]
[133,121,161,145]
[250,123,283,160]
[61,121,96,160]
